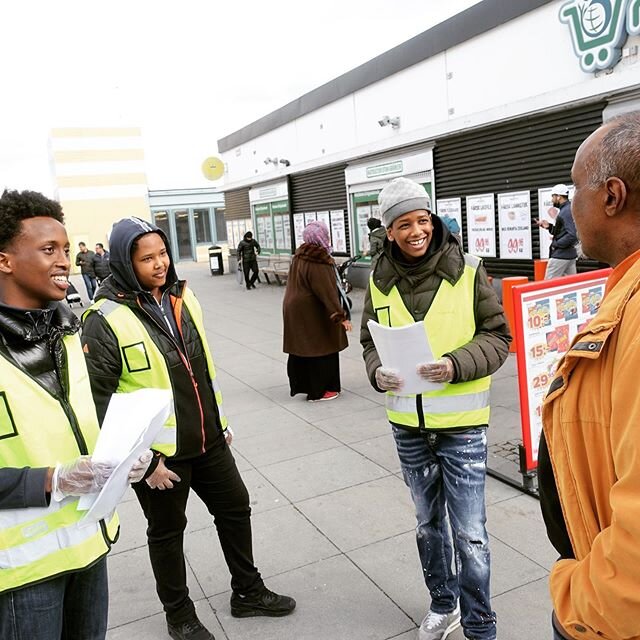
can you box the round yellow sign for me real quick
[201,157,224,181]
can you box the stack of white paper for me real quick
[367,320,444,395]
[78,388,173,524]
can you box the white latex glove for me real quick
[52,456,114,500]
[417,358,454,383]
[224,427,234,446]
[375,367,404,391]
[128,449,153,484]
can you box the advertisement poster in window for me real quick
[283,217,291,250]
[498,191,532,259]
[274,215,285,250]
[356,205,372,254]
[466,194,496,257]
[256,216,266,248]
[293,213,305,248]
[317,211,331,236]
[304,211,317,226]
[513,270,610,470]
[264,217,274,250]
[330,210,347,253]
[436,198,463,244]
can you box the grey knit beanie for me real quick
[378,177,432,227]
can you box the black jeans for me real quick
[133,439,263,624]
[242,259,259,288]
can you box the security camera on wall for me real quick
[378,116,391,127]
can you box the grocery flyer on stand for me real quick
[512,269,611,471]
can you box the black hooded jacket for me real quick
[81,218,224,469]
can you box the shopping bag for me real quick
[236,263,244,285]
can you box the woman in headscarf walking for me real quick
[283,221,352,402]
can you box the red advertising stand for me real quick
[512,268,611,488]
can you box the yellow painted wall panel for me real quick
[53,149,145,163]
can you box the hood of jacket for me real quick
[98,217,178,299]
[372,215,464,294]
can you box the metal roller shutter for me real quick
[290,164,349,254]
[223,188,251,221]
[434,103,605,279]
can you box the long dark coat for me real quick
[283,243,348,357]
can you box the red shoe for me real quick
[317,391,339,401]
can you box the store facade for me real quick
[217,0,640,282]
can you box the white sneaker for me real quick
[418,606,461,640]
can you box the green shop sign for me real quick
[365,161,403,179]
[560,0,640,73]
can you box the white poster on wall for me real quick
[436,198,463,243]
[274,215,285,250]
[330,210,347,253]
[356,205,372,254]
[498,191,532,259]
[283,217,291,250]
[466,194,496,257]
[304,211,317,226]
[256,217,266,247]
[293,213,305,247]
[317,211,331,234]
[264,218,274,249]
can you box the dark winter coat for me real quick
[81,218,224,475]
[283,243,348,357]
[93,251,111,280]
[75,249,96,276]
[237,238,261,263]
[368,227,386,260]
[360,216,511,390]
[0,301,79,509]
[548,200,578,260]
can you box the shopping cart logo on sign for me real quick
[559,0,630,72]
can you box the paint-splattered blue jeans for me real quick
[392,425,497,640]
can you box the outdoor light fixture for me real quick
[279,158,290,167]
[378,115,401,129]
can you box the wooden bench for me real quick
[257,254,291,285]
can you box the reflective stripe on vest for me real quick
[86,288,227,456]
[369,254,491,429]
[0,333,118,594]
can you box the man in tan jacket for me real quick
[538,110,640,639]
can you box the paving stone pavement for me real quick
[92,263,556,640]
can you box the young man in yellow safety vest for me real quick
[360,178,511,640]
[81,217,295,640]
[0,190,151,640]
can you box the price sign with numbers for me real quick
[498,191,532,259]
[466,193,496,257]
[512,270,611,471]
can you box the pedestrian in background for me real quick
[283,220,352,402]
[367,217,386,261]
[237,231,261,290]
[82,217,295,640]
[93,242,111,284]
[75,241,97,300]
[0,190,150,640]
[535,184,578,279]
[361,177,510,640]
[539,112,640,640]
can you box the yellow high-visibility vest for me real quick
[0,332,119,594]
[369,254,491,429]
[85,287,227,456]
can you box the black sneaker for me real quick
[167,616,215,640]
[230,587,296,618]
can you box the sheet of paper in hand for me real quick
[367,320,444,395]
[78,388,174,524]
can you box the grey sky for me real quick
[1,0,480,194]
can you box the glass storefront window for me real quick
[153,211,171,239]
[193,208,212,244]
[174,209,192,260]
[215,208,227,242]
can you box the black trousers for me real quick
[242,259,259,288]
[133,439,263,624]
